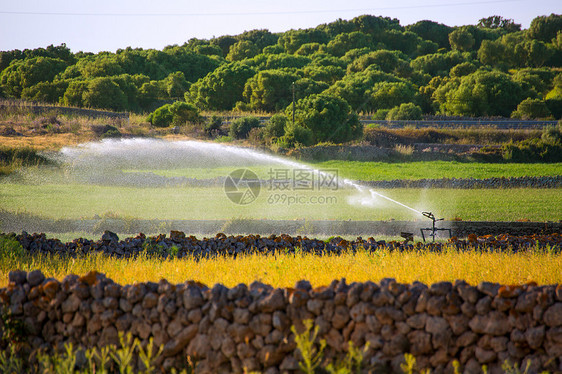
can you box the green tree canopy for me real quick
[528,14,562,42]
[433,70,525,116]
[406,20,453,50]
[449,28,476,52]
[0,56,68,97]
[287,93,362,144]
[186,62,255,110]
[511,98,552,119]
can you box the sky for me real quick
[1,0,560,53]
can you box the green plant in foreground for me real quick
[37,342,76,374]
[0,345,23,374]
[137,337,164,373]
[110,332,136,374]
[292,320,326,374]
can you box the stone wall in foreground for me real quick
[1,270,561,374]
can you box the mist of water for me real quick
[52,138,425,217]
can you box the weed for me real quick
[292,320,326,374]
[110,332,136,374]
[0,345,23,373]
[137,337,163,373]
[0,308,26,347]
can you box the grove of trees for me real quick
[1,13,561,145]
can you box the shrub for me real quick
[277,123,314,148]
[147,104,173,127]
[511,98,552,119]
[229,116,261,139]
[386,103,423,120]
[147,101,201,127]
[169,101,202,125]
[204,115,223,137]
[263,114,287,140]
[287,93,362,144]
[372,109,390,120]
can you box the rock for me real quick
[430,282,452,296]
[475,296,492,315]
[332,305,350,329]
[61,294,81,313]
[101,231,119,242]
[408,330,432,355]
[525,326,545,349]
[475,346,496,364]
[169,230,185,242]
[280,356,299,371]
[183,286,204,309]
[469,312,510,336]
[375,306,405,324]
[406,313,427,329]
[478,282,500,297]
[457,331,478,347]
[162,324,198,357]
[27,270,45,287]
[258,289,285,312]
[307,299,324,315]
[142,292,158,309]
[8,270,27,285]
[543,303,562,327]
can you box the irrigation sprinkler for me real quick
[420,211,452,242]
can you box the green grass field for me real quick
[1,182,560,222]
[312,161,562,181]
[124,161,562,181]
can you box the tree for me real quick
[236,29,278,50]
[347,50,411,77]
[528,14,562,42]
[147,101,201,127]
[369,81,418,110]
[242,69,300,112]
[287,94,362,144]
[21,80,69,103]
[138,80,164,111]
[386,103,423,120]
[433,70,525,117]
[0,57,67,97]
[187,62,255,110]
[406,20,453,50]
[164,71,189,99]
[294,43,325,56]
[411,51,469,76]
[450,62,477,77]
[82,77,127,111]
[477,39,507,67]
[511,98,552,119]
[477,16,521,32]
[264,114,288,139]
[61,80,88,107]
[327,32,373,56]
[449,29,475,52]
[277,29,329,54]
[226,40,260,61]
[324,67,401,111]
[229,117,261,139]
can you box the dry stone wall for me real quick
[2,270,562,373]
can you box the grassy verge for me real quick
[311,160,562,181]
[122,161,562,181]
[1,247,560,288]
[1,183,560,222]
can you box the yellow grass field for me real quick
[2,248,560,288]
